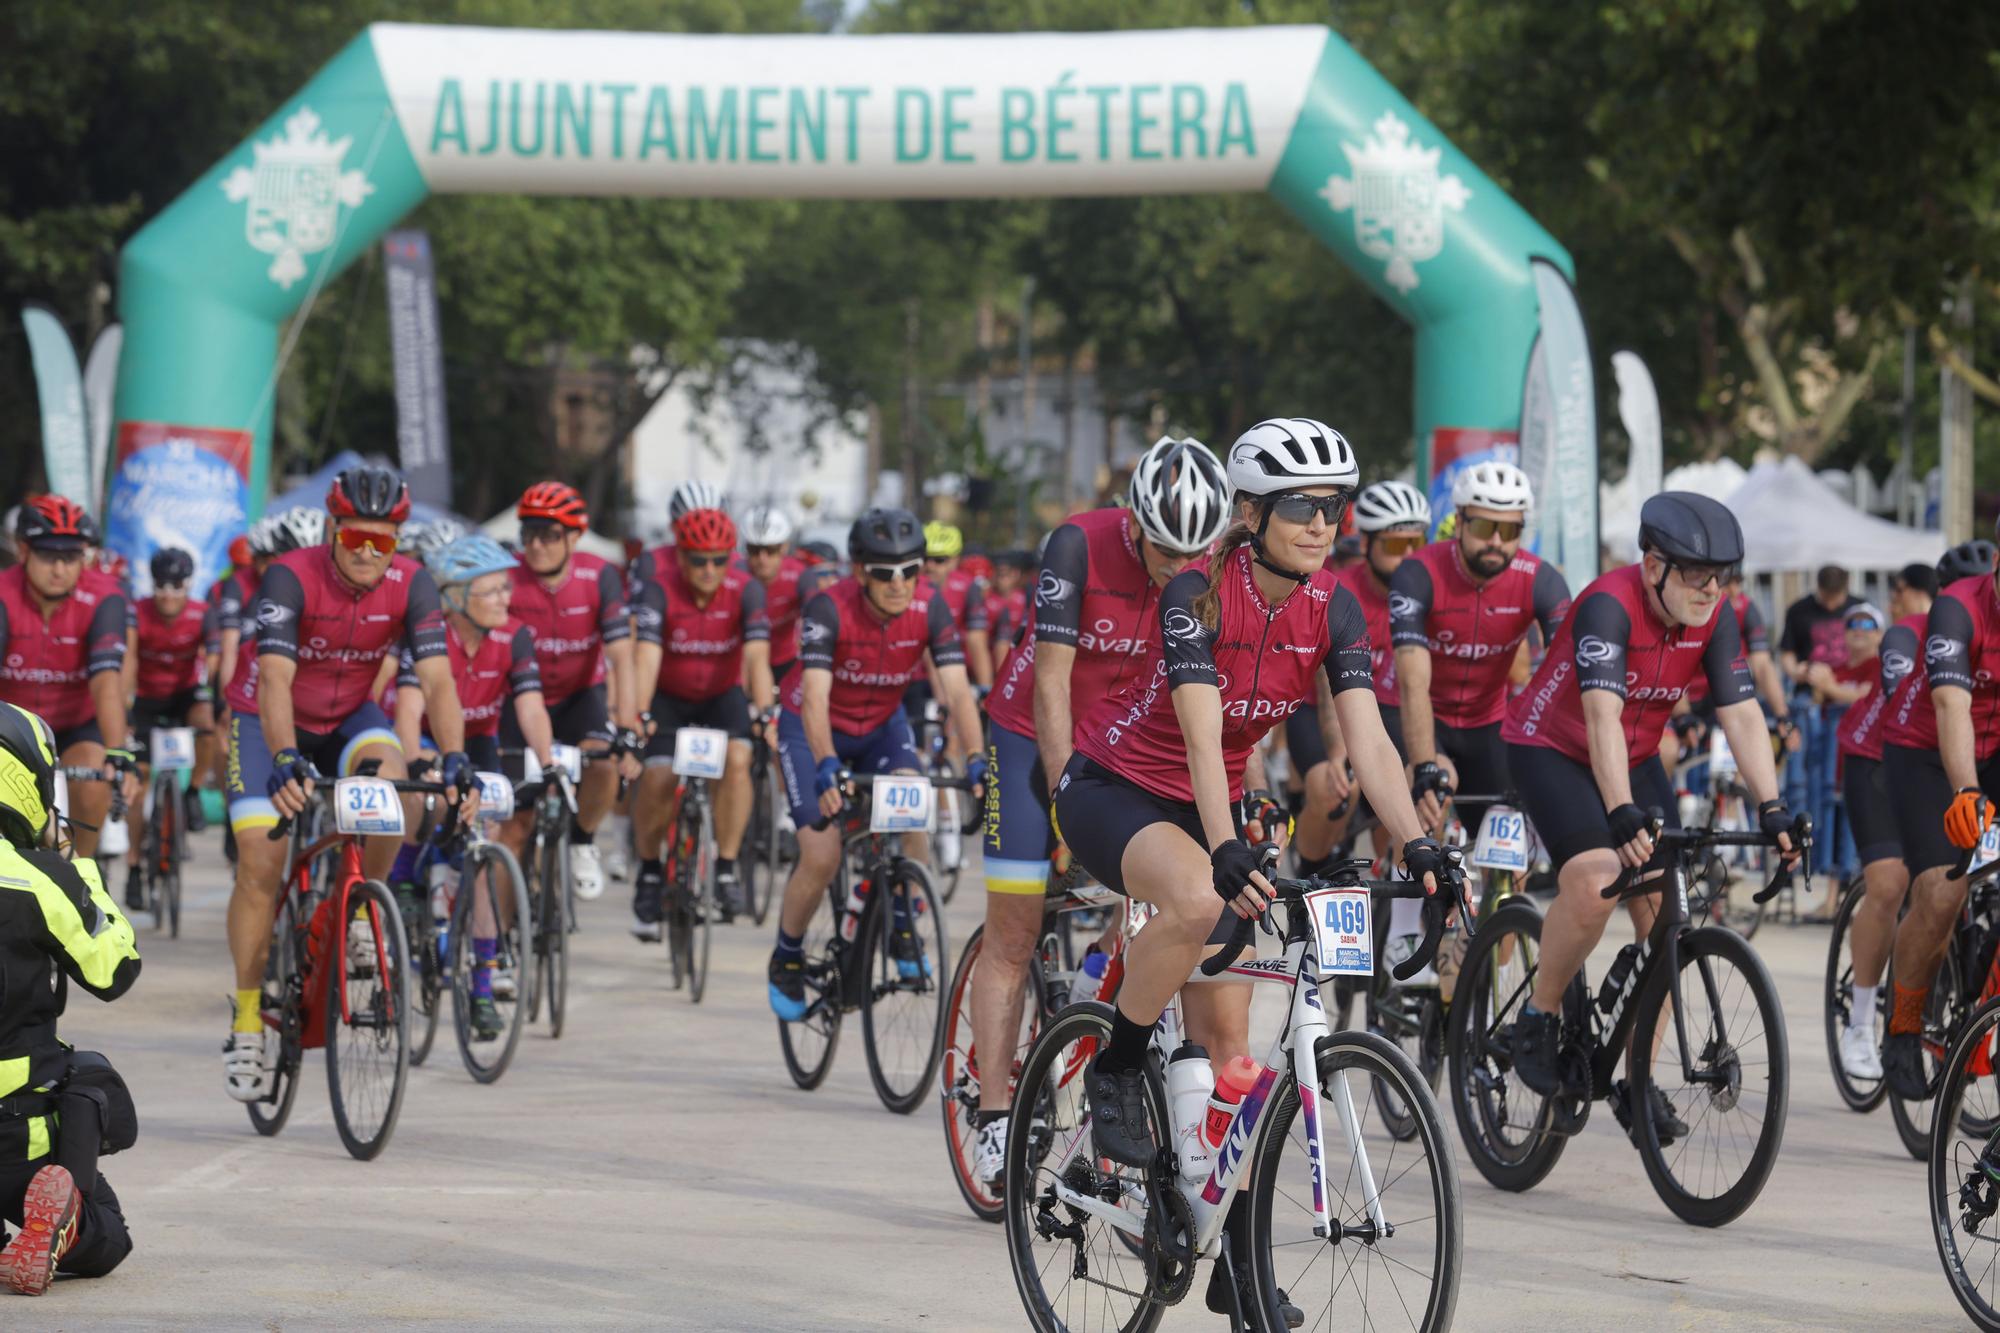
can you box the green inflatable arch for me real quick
[109,22,1596,590]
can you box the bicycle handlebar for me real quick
[265,767,463,841]
[1599,820,1809,905]
[57,764,129,825]
[1198,847,1467,984]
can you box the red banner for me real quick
[115,420,253,479]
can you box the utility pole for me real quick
[1015,277,1036,544]
[1943,280,1975,544]
[1900,324,1917,524]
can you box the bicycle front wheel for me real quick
[1930,994,2000,1331]
[685,797,715,1004]
[1824,875,1887,1113]
[778,878,843,1091]
[861,859,948,1113]
[451,842,533,1084]
[536,828,570,1037]
[745,756,778,926]
[247,894,303,1138]
[325,878,411,1161]
[1247,1029,1462,1333]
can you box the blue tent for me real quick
[269,451,463,527]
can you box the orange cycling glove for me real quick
[1945,787,1993,851]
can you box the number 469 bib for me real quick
[1304,886,1372,977]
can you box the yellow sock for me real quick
[234,989,264,1034]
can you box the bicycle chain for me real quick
[1143,1156,1198,1306]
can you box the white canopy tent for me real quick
[1599,458,1748,563]
[1722,456,1946,576]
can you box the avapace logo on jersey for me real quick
[1163,608,1206,644]
[1222,695,1304,724]
[1624,671,1686,703]
[1387,591,1419,620]
[1036,570,1077,608]
[1929,635,1964,663]
[1575,634,1617,666]
[1882,650,1914,679]
[1426,632,1517,661]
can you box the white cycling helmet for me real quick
[1450,460,1532,514]
[1353,479,1431,533]
[1129,436,1231,554]
[668,479,727,523]
[1226,418,1361,498]
[741,503,794,548]
[268,507,329,553]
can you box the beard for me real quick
[1466,546,1509,578]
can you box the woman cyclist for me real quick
[1053,417,1452,1168]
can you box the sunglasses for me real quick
[747,545,784,558]
[1268,493,1349,526]
[1667,560,1737,591]
[1847,617,1882,631]
[335,527,398,557]
[520,523,569,546]
[156,581,188,593]
[1373,533,1425,557]
[683,552,732,569]
[1462,517,1525,543]
[865,560,923,583]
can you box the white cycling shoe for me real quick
[974,1116,1009,1188]
[1386,933,1438,988]
[223,1028,275,1103]
[1840,1024,1884,1081]
[570,842,606,901]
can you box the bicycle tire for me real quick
[1824,875,1887,1113]
[246,894,303,1138]
[1928,993,2000,1331]
[930,758,963,905]
[687,796,715,1005]
[408,900,443,1070]
[745,754,777,927]
[1247,1029,1462,1333]
[941,925,1046,1223]
[1367,986,1442,1143]
[1446,896,1568,1193]
[325,878,411,1162]
[539,828,570,1038]
[451,842,532,1084]
[1892,947,1965,1161]
[862,859,948,1114]
[778,877,843,1091]
[164,782,184,939]
[1629,925,1789,1226]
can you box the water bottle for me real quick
[98,812,129,857]
[1167,1043,1217,1183]
[840,878,873,943]
[1202,1056,1264,1149]
[429,864,455,966]
[1597,942,1640,1014]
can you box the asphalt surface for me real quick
[11,839,1973,1330]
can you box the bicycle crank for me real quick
[1143,1164,1198,1306]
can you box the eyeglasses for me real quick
[1462,517,1525,543]
[865,560,923,583]
[747,545,784,559]
[924,555,951,566]
[1667,560,1736,590]
[683,552,732,569]
[156,581,188,593]
[335,527,398,557]
[1267,493,1348,527]
[1373,533,1425,557]
[520,523,569,546]
[466,584,512,602]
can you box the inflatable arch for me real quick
[109,22,1596,590]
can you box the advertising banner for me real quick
[1612,349,1662,505]
[106,422,252,597]
[20,304,91,505]
[82,324,124,514]
[1523,261,1598,582]
[1427,427,1519,537]
[382,230,453,507]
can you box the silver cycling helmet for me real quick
[1128,436,1231,554]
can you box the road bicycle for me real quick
[1004,857,1466,1332]
[914,697,977,904]
[507,747,580,1040]
[777,770,970,1114]
[1448,822,1802,1225]
[658,726,727,1002]
[1925,877,2000,1329]
[742,711,788,926]
[137,726,198,938]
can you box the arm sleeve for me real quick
[1570,592,1633,696]
[20,849,140,1001]
[1032,523,1089,647]
[1323,585,1375,696]
[1878,623,1920,695]
[1740,598,1771,655]
[1926,593,1978,692]
[963,578,991,632]
[631,577,665,647]
[1532,562,1572,639]
[596,563,631,643]
[202,602,221,654]
[796,593,840,673]
[252,565,306,661]
[87,593,129,676]
[1700,604,1754,704]
[1388,558,1435,648]
[1158,570,1217,688]
[401,569,449,663]
[218,576,244,633]
[741,577,770,643]
[508,625,543,696]
[927,593,966,668]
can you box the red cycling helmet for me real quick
[16,495,89,548]
[229,534,254,568]
[326,465,412,523]
[960,553,994,583]
[672,507,737,554]
[518,481,589,531]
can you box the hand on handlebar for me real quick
[1410,761,1453,830]
[266,747,318,820]
[1758,799,1809,867]
[814,757,848,820]
[1607,802,1656,870]
[1210,838,1276,921]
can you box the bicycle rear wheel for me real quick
[1824,875,1887,1113]
[1930,994,2000,1331]
[862,859,948,1113]
[1366,985,1443,1143]
[246,895,303,1138]
[407,900,443,1069]
[745,755,778,927]
[930,759,964,904]
[1446,896,1569,1192]
[1630,925,1788,1226]
[451,842,532,1084]
[325,878,411,1161]
[1892,948,1966,1161]
[778,879,843,1090]
[941,925,1044,1222]
[1247,1029,1462,1333]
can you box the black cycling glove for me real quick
[439,750,474,796]
[1411,762,1452,802]
[1210,839,1263,904]
[1606,802,1652,847]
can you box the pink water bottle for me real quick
[1202,1056,1264,1148]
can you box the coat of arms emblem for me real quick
[221,106,375,290]
[1318,112,1470,296]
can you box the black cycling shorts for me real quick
[508,682,612,751]
[51,720,104,754]
[643,685,751,763]
[1051,755,1233,945]
[1285,704,1327,776]
[1884,743,2000,878]
[1434,720,1510,836]
[1842,756,1902,869]
[1509,742,1679,872]
[131,689,206,741]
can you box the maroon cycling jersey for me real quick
[507,553,627,706]
[214,567,261,711]
[1838,614,1922,761]
[756,553,812,666]
[134,597,209,700]
[226,549,448,734]
[399,619,540,738]
[913,568,989,681]
[633,565,768,703]
[988,586,1028,650]
[1079,548,1373,805]
[1333,561,1399,709]
[988,508,1163,740]
[0,566,128,731]
[1885,575,2000,758]
[785,576,963,734]
[1390,542,1571,727]
[1504,563,1752,766]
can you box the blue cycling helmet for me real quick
[427,533,517,587]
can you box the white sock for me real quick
[1850,984,1878,1031]
[1389,896,1423,940]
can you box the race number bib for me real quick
[672,727,729,780]
[474,771,514,821]
[334,776,405,837]
[1470,805,1531,872]
[869,775,933,833]
[550,743,585,783]
[1304,886,1373,977]
[1708,729,1739,776]
[1972,824,2000,875]
[151,726,197,771]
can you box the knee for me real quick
[1302,765,1333,811]
[985,907,1043,964]
[1159,883,1224,946]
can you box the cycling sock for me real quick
[1890,982,1929,1036]
[774,929,805,963]
[471,938,497,999]
[1098,1008,1153,1076]
[568,821,594,846]
[389,842,420,886]
[1850,984,1879,1031]
[716,857,735,877]
[1387,895,1423,940]
[233,988,263,1034]
[974,1109,1007,1128]
[639,857,663,883]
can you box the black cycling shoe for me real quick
[1884,1031,1932,1101]
[183,785,208,833]
[1509,1005,1563,1097]
[1205,1263,1305,1327]
[1646,1084,1691,1147]
[1086,1054,1155,1169]
[631,869,665,941]
[124,866,144,911]
[768,953,808,1021]
[714,868,740,924]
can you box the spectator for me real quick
[1778,565,1861,891]
[1811,603,1887,888]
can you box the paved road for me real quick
[14,842,1970,1330]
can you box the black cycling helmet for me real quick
[848,507,925,563]
[326,464,412,523]
[149,546,195,587]
[1638,492,1744,567]
[0,702,59,849]
[1938,539,1998,585]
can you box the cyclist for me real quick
[970,436,1230,1184]
[507,482,641,902]
[0,497,135,859]
[0,703,141,1294]
[1391,461,1570,855]
[984,549,1034,676]
[219,465,467,1103]
[741,504,810,688]
[1054,418,1448,1169]
[766,508,985,1018]
[1501,492,1799,1135]
[122,547,213,908]
[1880,534,2000,1099]
[631,506,772,933]
[908,522,992,782]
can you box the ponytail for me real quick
[1191,519,1255,631]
